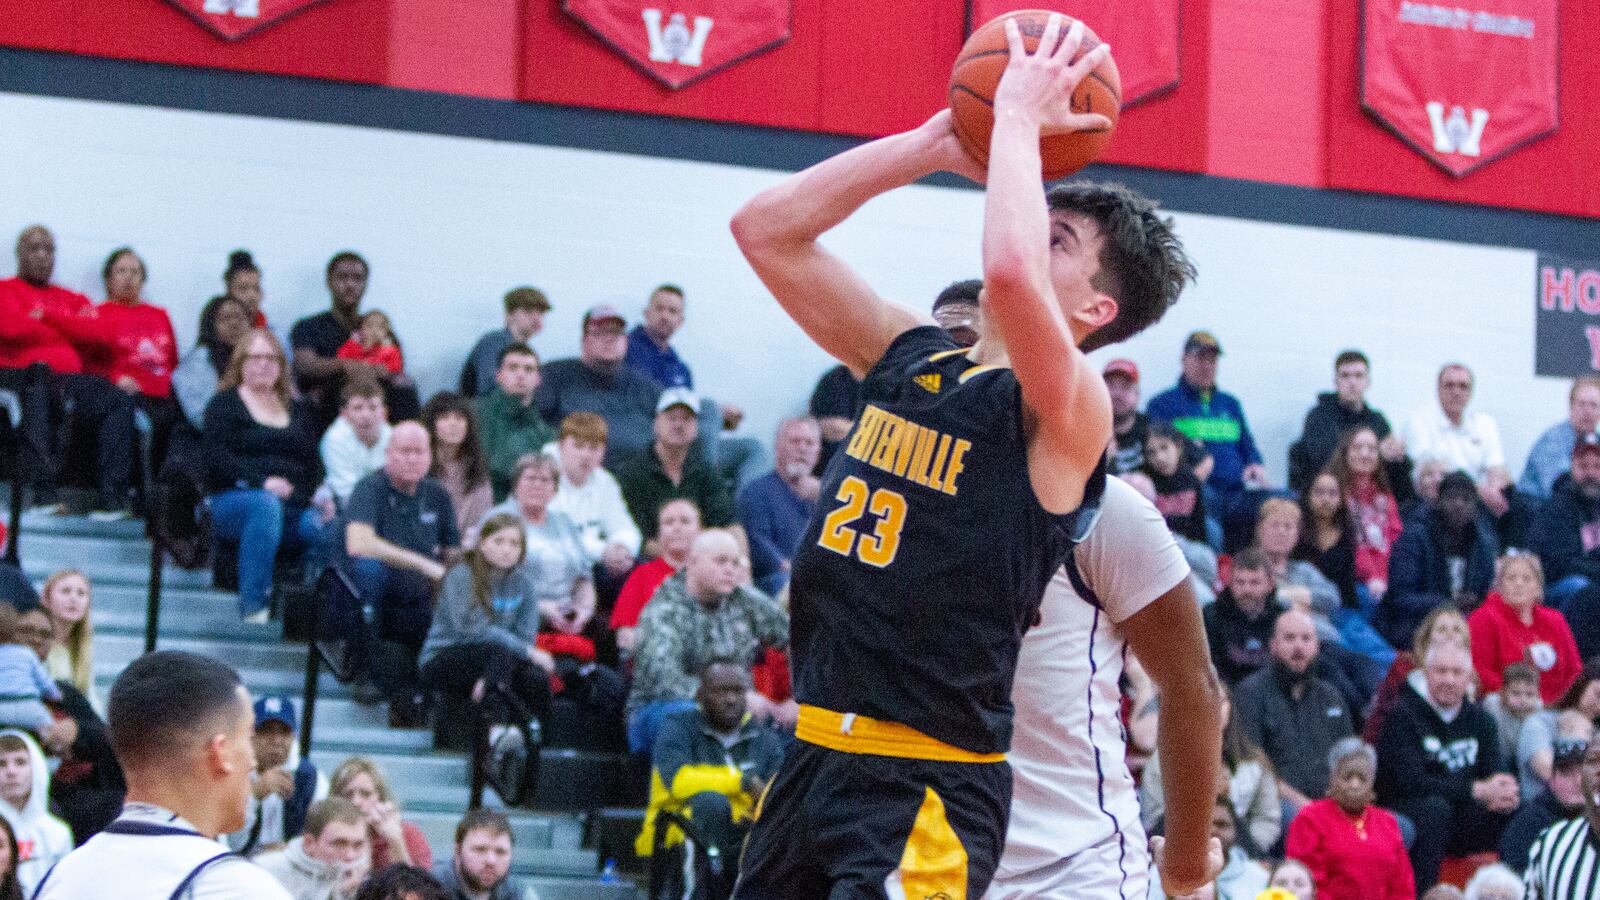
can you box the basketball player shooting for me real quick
[729,16,1218,899]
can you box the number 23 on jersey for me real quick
[818,476,908,568]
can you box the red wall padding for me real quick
[1,0,1596,219]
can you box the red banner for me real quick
[563,0,790,89]
[966,0,1181,106]
[164,0,335,40]
[1362,0,1558,177]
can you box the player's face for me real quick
[1044,210,1114,334]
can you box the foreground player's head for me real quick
[1043,182,1196,352]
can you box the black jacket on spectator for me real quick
[1529,479,1600,584]
[1235,660,1354,799]
[0,564,38,611]
[201,391,321,506]
[48,681,124,841]
[1374,686,1503,808]
[1563,586,1600,661]
[1202,588,1280,686]
[1146,466,1208,544]
[1378,504,1498,649]
[1500,786,1578,873]
[1287,393,1394,492]
[808,364,862,472]
[1294,527,1360,610]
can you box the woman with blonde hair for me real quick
[201,328,322,623]
[330,756,432,871]
[38,570,98,711]
[1467,552,1580,703]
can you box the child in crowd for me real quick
[38,570,98,713]
[1482,661,1542,764]
[1268,858,1316,899]
[1142,422,1210,545]
[338,309,405,376]
[0,608,61,738]
[0,730,73,896]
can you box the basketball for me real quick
[948,9,1122,180]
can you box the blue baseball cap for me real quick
[253,694,297,730]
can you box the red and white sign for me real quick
[563,0,790,89]
[1362,0,1559,176]
[164,0,334,40]
[966,0,1181,106]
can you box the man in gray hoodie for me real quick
[255,797,370,900]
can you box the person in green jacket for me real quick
[474,342,555,500]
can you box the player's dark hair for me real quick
[109,650,245,767]
[223,249,258,283]
[1334,350,1369,370]
[326,250,369,278]
[1231,547,1271,575]
[354,864,449,900]
[497,341,538,367]
[455,808,513,845]
[652,283,685,299]
[1046,182,1196,353]
[933,279,983,312]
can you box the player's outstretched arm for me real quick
[982,16,1114,513]
[1123,579,1225,896]
[730,112,984,377]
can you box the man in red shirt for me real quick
[0,226,136,516]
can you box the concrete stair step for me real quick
[14,511,146,541]
[25,556,213,591]
[521,875,641,900]
[97,631,307,673]
[20,531,152,567]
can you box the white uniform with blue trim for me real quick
[33,803,291,900]
[988,477,1190,899]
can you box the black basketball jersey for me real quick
[788,326,1104,755]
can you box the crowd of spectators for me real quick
[11,222,1600,898]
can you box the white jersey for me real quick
[35,804,292,900]
[991,477,1190,898]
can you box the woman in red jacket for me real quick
[93,248,180,472]
[1468,553,1582,703]
[1286,737,1414,900]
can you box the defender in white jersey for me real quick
[989,475,1222,899]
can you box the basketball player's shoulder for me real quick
[864,324,961,383]
[1071,475,1190,624]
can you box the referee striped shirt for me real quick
[1523,815,1600,900]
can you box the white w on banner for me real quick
[1362,0,1558,176]
[564,0,790,89]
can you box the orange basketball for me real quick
[948,9,1121,180]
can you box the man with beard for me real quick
[1502,737,1588,872]
[434,809,516,900]
[1234,609,1354,820]
[291,252,420,431]
[1521,738,1600,899]
[1531,433,1600,616]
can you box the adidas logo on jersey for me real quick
[913,373,941,394]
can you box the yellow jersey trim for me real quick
[795,705,1006,764]
[958,364,1003,383]
[926,348,970,363]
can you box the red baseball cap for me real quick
[1102,359,1139,383]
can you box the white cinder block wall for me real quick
[0,91,1563,481]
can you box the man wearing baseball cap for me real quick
[1502,737,1588,871]
[536,303,662,469]
[617,387,736,548]
[1530,431,1600,627]
[460,286,552,397]
[1101,358,1146,475]
[1146,331,1268,517]
[224,694,329,856]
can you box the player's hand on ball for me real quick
[916,109,986,183]
[1150,834,1223,898]
[994,14,1113,137]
